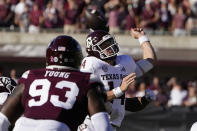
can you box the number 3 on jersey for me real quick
[28,79,79,109]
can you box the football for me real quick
[85,9,109,32]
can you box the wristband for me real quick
[112,87,124,98]
[138,35,149,45]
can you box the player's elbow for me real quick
[147,57,157,66]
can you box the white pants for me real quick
[13,117,70,131]
[77,116,116,131]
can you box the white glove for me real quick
[145,89,156,102]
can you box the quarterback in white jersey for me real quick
[81,55,136,126]
[78,28,157,131]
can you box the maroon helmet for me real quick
[0,77,17,94]
[46,35,83,69]
[86,30,119,60]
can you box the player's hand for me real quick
[120,73,136,92]
[130,28,145,39]
[145,89,156,102]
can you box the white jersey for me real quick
[80,55,136,127]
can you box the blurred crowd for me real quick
[126,76,197,108]
[0,68,197,108]
[0,0,197,36]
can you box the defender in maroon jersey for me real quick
[0,35,113,131]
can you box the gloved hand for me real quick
[144,89,156,102]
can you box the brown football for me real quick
[85,9,109,32]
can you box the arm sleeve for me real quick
[135,59,153,78]
[125,97,149,112]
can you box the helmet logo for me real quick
[86,37,92,48]
[54,57,58,62]
[92,36,98,43]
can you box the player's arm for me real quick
[106,73,136,101]
[130,28,157,77]
[0,84,24,131]
[125,89,156,112]
[87,83,113,131]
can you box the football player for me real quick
[0,77,17,109]
[0,35,113,131]
[78,27,157,130]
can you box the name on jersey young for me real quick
[101,74,127,80]
[44,70,70,78]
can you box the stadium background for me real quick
[0,0,197,130]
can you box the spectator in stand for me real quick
[63,0,79,33]
[0,0,13,27]
[43,1,58,29]
[148,76,160,95]
[167,78,187,106]
[149,77,168,107]
[182,0,195,35]
[140,0,160,31]
[14,0,25,15]
[159,0,172,31]
[18,4,29,32]
[35,0,44,10]
[104,0,121,34]
[171,6,187,36]
[125,4,136,31]
[154,86,168,107]
[136,81,146,97]
[14,0,26,28]
[9,69,18,84]
[168,0,177,16]
[183,82,197,107]
[10,0,19,12]
[29,3,43,33]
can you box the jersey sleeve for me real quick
[80,57,94,73]
[121,55,137,74]
[18,70,30,85]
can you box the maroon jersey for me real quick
[18,67,99,131]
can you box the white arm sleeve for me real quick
[135,59,153,77]
[0,112,10,131]
[0,93,9,105]
[91,112,113,131]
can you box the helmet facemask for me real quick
[88,34,119,59]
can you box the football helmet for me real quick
[0,77,17,94]
[46,35,83,69]
[86,30,119,60]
